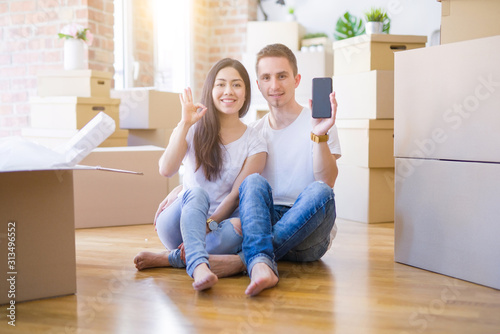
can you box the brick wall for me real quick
[0,0,114,137]
[191,0,257,97]
[0,0,257,137]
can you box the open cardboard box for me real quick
[0,113,142,304]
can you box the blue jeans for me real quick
[239,174,336,277]
[155,187,243,277]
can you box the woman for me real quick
[134,58,267,291]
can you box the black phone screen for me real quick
[312,77,332,118]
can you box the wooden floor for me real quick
[3,219,500,334]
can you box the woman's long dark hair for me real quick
[193,58,251,181]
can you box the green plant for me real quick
[288,7,294,15]
[303,32,329,39]
[364,7,391,33]
[334,12,365,40]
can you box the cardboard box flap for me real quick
[0,112,138,173]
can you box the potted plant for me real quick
[58,23,94,70]
[286,6,296,21]
[334,11,365,40]
[364,8,391,34]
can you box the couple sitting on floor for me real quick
[134,43,341,297]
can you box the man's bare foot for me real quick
[209,254,246,278]
[192,263,218,291]
[134,251,170,270]
[245,262,278,296]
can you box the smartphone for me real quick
[312,77,333,118]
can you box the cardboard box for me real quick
[394,35,500,163]
[127,128,174,148]
[246,21,306,54]
[295,50,334,105]
[0,113,142,303]
[439,0,500,44]
[334,164,394,223]
[74,146,179,228]
[111,88,182,129]
[37,69,112,98]
[333,34,427,75]
[334,70,394,119]
[336,119,394,168]
[394,158,500,289]
[29,96,122,130]
[0,170,77,304]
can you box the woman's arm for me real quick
[154,184,183,226]
[209,152,267,224]
[159,87,207,177]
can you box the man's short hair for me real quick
[255,43,298,77]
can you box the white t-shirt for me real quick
[250,107,341,206]
[180,126,267,216]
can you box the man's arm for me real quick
[311,92,339,188]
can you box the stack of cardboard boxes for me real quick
[72,88,183,229]
[332,34,426,223]
[111,87,181,148]
[23,70,128,147]
[394,0,500,289]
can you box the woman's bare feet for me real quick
[192,263,218,291]
[134,251,171,270]
[245,262,279,296]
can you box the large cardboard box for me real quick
[336,119,394,168]
[333,34,427,75]
[0,113,141,303]
[394,35,500,163]
[334,164,394,223]
[74,146,179,228]
[394,158,500,290]
[246,21,306,54]
[0,170,77,304]
[111,88,182,130]
[439,0,500,44]
[37,69,112,98]
[334,70,394,119]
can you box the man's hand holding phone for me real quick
[310,77,337,136]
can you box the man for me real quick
[238,43,340,296]
[134,44,340,296]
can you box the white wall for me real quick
[258,0,442,46]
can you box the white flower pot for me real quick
[64,39,85,70]
[365,22,384,34]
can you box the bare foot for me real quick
[245,263,278,296]
[134,251,170,270]
[192,263,218,291]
